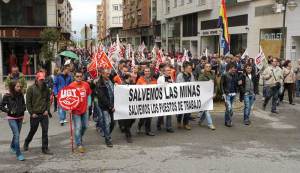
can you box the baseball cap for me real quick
[36,72,45,80]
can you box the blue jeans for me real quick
[58,106,66,122]
[296,80,300,97]
[72,113,88,146]
[96,105,114,142]
[225,95,236,124]
[244,94,255,122]
[8,119,23,156]
[199,111,213,126]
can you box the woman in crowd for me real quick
[240,63,259,125]
[280,60,296,105]
[0,81,26,161]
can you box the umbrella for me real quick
[59,50,79,60]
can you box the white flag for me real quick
[241,48,249,60]
[254,46,267,70]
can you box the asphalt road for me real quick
[0,96,300,173]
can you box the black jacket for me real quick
[95,78,114,112]
[0,93,26,118]
[240,73,259,97]
[220,72,240,95]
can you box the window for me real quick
[183,13,198,37]
[113,4,119,11]
[174,0,177,7]
[119,16,123,24]
[112,17,119,24]
[201,14,248,30]
[255,5,274,16]
[198,0,206,5]
[187,0,192,4]
[165,0,170,14]
[0,0,47,26]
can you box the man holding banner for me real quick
[157,65,175,133]
[95,68,115,147]
[68,71,92,153]
[136,67,157,136]
[176,62,195,130]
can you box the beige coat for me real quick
[283,67,295,83]
[262,65,283,87]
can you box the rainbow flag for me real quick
[218,0,230,55]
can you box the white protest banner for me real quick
[114,81,214,120]
[255,46,268,70]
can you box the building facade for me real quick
[123,0,155,49]
[58,0,72,33]
[0,0,62,81]
[102,0,124,44]
[157,0,300,62]
[97,4,107,42]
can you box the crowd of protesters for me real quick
[1,45,300,161]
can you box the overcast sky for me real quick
[70,0,101,38]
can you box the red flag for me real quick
[97,51,113,69]
[155,50,163,73]
[87,50,113,79]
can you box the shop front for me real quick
[259,28,283,59]
[0,27,49,80]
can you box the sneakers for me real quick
[42,149,53,155]
[17,154,25,161]
[208,124,216,130]
[271,110,279,114]
[184,125,191,130]
[60,120,64,126]
[106,141,113,148]
[77,146,86,153]
[64,120,68,123]
[10,147,16,154]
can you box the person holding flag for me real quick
[68,71,92,153]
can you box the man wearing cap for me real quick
[23,72,52,155]
[54,65,73,126]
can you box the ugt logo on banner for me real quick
[58,86,81,111]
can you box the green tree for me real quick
[40,28,60,62]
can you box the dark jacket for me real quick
[220,72,240,95]
[240,73,259,97]
[26,83,51,115]
[198,71,216,93]
[95,77,114,112]
[0,93,26,118]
